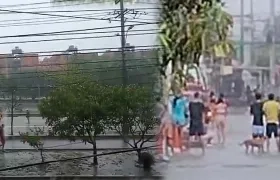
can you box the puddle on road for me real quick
[176,164,208,168]
[222,164,266,168]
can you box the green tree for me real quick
[0,76,21,135]
[159,0,233,93]
[108,85,157,162]
[19,126,46,162]
[38,70,111,165]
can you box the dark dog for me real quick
[239,138,266,154]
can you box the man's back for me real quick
[189,101,204,122]
[263,100,279,124]
[250,101,264,126]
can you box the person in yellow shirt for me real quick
[263,93,280,152]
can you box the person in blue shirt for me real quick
[171,94,189,127]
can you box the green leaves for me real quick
[39,69,110,143]
[19,126,45,149]
[108,85,157,148]
[159,0,233,87]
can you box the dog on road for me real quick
[239,138,266,154]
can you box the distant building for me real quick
[40,54,68,72]
[0,55,8,77]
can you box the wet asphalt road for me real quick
[164,112,280,180]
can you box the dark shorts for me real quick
[189,123,204,136]
[266,123,278,138]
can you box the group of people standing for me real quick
[250,93,280,152]
[156,91,228,161]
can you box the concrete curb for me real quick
[1,175,163,180]
[3,148,157,152]
[6,135,156,140]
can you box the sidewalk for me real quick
[3,139,155,150]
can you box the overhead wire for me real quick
[0,12,107,23]
[0,15,107,28]
[0,32,157,45]
[0,23,157,39]
[0,9,159,24]
[0,29,158,38]
[2,141,86,154]
[0,13,158,27]
[0,1,69,8]
[30,8,160,13]
[0,2,95,12]
[0,145,158,172]
[0,8,160,24]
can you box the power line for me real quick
[0,8,159,24]
[0,2,96,13]
[0,12,104,23]
[0,14,158,28]
[0,145,157,172]
[0,28,158,38]
[2,141,85,154]
[0,32,157,45]
[0,1,65,8]
[0,15,106,28]
[0,9,158,23]
[0,23,155,39]
[31,8,159,13]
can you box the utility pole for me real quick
[115,0,128,145]
[240,0,245,63]
[269,0,276,86]
[116,0,127,86]
[250,0,255,65]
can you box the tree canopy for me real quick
[159,0,233,91]
[39,70,112,165]
[38,66,158,164]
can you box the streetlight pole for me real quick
[250,0,255,65]
[269,0,276,87]
[240,0,245,63]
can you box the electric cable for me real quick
[0,23,156,39]
[0,145,158,172]
[0,8,160,24]
[0,32,157,45]
[0,28,158,37]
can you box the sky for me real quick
[0,0,159,55]
[0,0,277,55]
